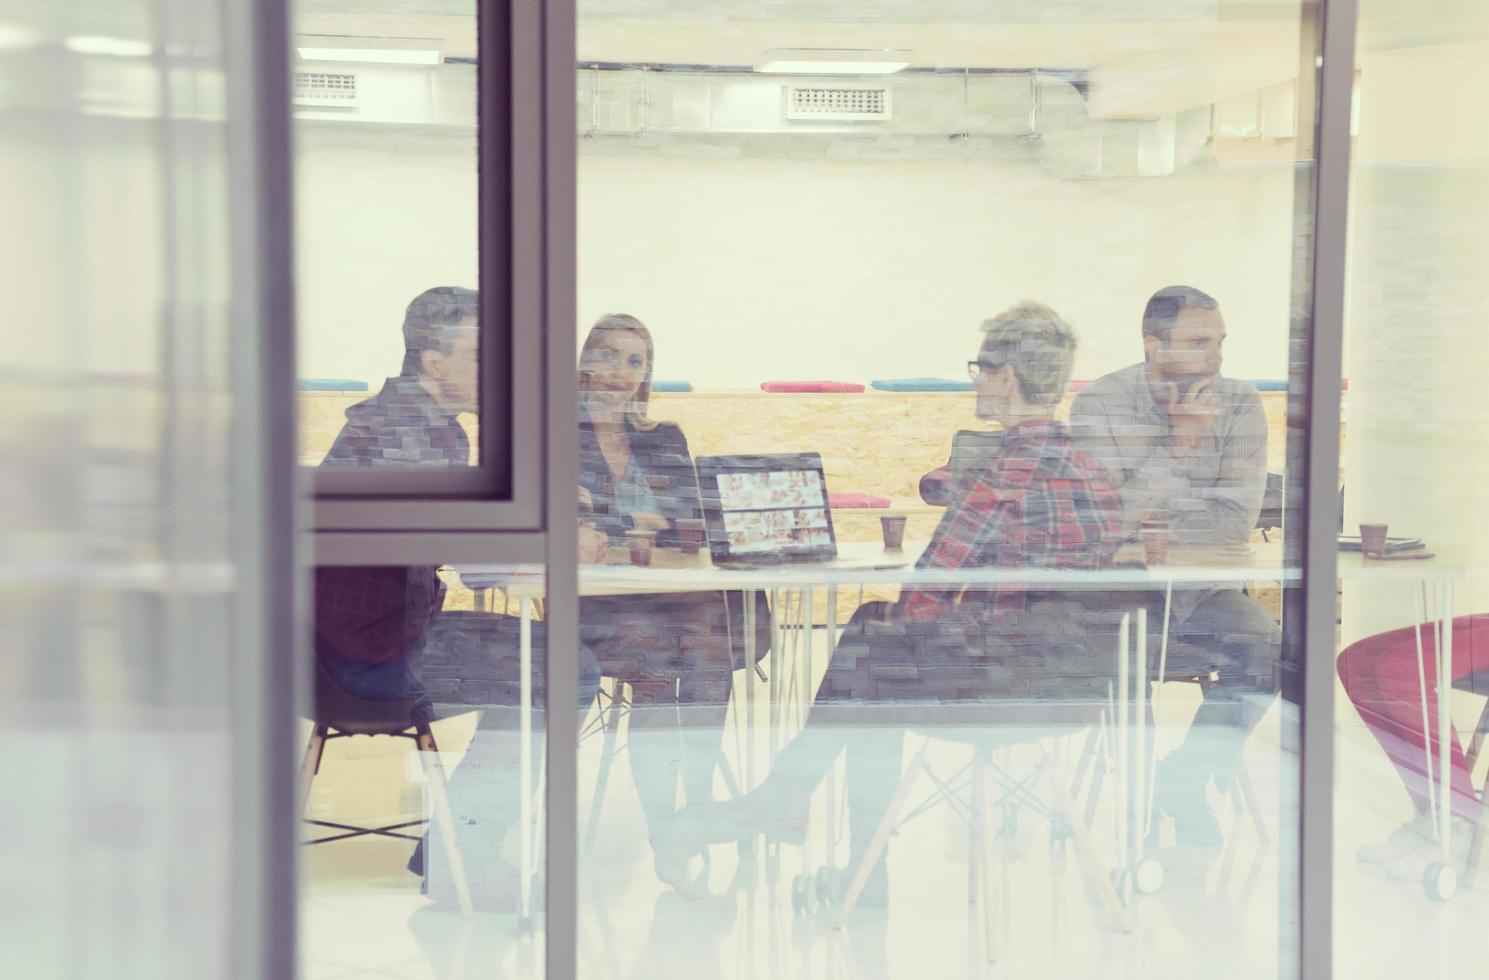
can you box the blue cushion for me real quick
[1246,380,1289,392]
[299,378,369,392]
[651,380,693,393]
[870,377,973,392]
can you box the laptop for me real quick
[694,452,908,570]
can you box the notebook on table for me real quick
[1337,534,1425,555]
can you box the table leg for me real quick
[801,586,815,734]
[1134,609,1148,869]
[1116,613,1130,905]
[744,589,757,791]
[1412,586,1440,832]
[519,596,533,930]
[769,588,782,761]
[824,586,839,874]
[1145,583,1173,841]
[1439,578,1454,864]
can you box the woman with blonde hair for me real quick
[577,313,764,890]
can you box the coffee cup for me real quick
[880,514,908,550]
[675,518,705,555]
[624,528,657,567]
[1359,522,1389,558]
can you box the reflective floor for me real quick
[300,660,1489,980]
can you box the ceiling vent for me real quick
[293,70,358,108]
[785,84,891,121]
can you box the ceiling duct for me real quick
[576,65,1184,178]
[785,84,891,121]
[293,70,358,109]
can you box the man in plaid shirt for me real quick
[667,303,1124,906]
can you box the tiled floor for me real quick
[301,668,1489,979]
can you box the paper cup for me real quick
[880,514,908,550]
[624,529,656,566]
[675,518,705,554]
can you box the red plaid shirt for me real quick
[897,419,1123,624]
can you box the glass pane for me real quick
[302,558,550,978]
[292,2,487,479]
[1334,0,1489,972]
[1,0,261,975]
[576,3,1314,977]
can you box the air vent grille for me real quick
[293,71,357,105]
[785,84,891,121]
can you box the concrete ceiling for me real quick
[293,0,1487,117]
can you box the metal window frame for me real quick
[225,0,301,976]
[1300,0,1356,977]
[310,0,543,536]
[289,0,1359,976]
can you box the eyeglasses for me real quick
[966,357,1007,380]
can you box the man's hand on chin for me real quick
[1166,377,1219,455]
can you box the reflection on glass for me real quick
[302,285,575,975]
[577,315,748,889]
[293,4,479,466]
[579,3,1309,977]
[1333,0,1489,971]
[318,287,479,467]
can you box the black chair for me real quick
[299,661,473,916]
[1458,669,1489,887]
[1255,473,1284,541]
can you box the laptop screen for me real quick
[695,454,839,564]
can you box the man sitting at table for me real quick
[315,285,603,909]
[1070,284,1280,848]
[663,301,1123,904]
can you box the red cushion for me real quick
[829,491,891,509]
[760,380,866,393]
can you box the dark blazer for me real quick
[578,411,702,548]
[576,409,771,669]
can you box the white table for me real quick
[1336,549,1472,900]
[456,538,1296,921]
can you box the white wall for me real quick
[295,124,478,385]
[296,128,1299,388]
[579,141,1298,387]
[1341,40,1489,642]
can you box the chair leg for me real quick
[606,679,628,734]
[834,751,929,929]
[1465,699,1489,773]
[1039,744,1132,934]
[1466,698,1489,888]
[1069,725,1100,806]
[1233,757,1270,844]
[1465,807,1486,889]
[415,724,474,918]
[299,724,329,820]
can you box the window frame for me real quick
[309,0,544,536]
[292,0,1361,976]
